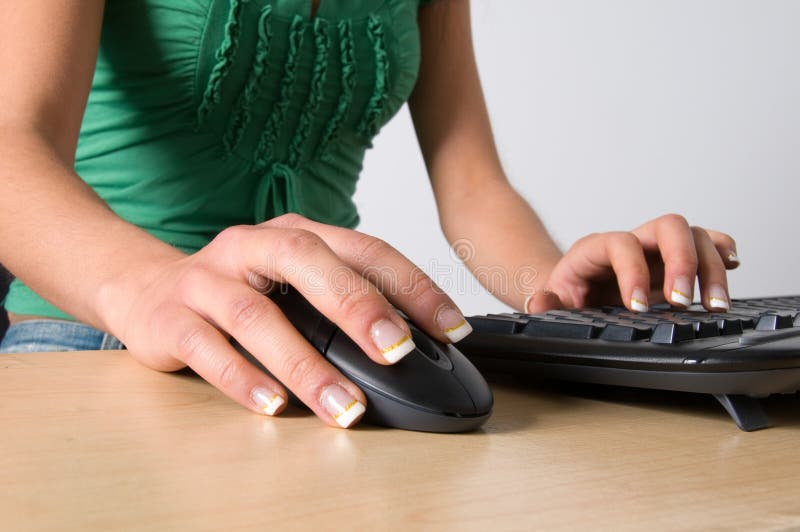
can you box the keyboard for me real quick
[458,295,800,431]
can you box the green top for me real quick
[8,0,434,319]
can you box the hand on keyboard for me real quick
[528,214,740,315]
[461,296,800,431]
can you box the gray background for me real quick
[355,0,799,316]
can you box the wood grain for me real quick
[2,351,799,531]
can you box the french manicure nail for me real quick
[251,387,285,416]
[523,294,535,314]
[671,277,693,307]
[708,284,730,310]
[321,384,366,428]
[436,306,473,343]
[630,288,649,312]
[727,251,740,264]
[371,318,415,363]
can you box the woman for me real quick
[0,0,738,427]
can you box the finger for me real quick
[633,214,698,308]
[208,225,416,365]
[691,227,731,311]
[264,213,472,344]
[567,232,652,312]
[182,275,368,428]
[702,228,740,269]
[526,289,563,313]
[161,306,289,417]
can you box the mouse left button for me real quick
[445,344,494,414]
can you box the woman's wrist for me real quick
[440,180,563,312]
[91,224,186,338]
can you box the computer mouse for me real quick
[259,286,494,433]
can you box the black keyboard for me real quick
[458,295,800,431]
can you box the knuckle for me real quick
[175,325,209,366]
[690,226,709,240]
[215,356,240,390]
[228,295,270,332]
[401,268,436,303]
[610,231,640,247]
[660,213,689,228]
[280,351,320,389]
[267,212,308,228]
[278,228,323,257]
[334,288,373,318]
[213,224,250,250]
[574,232,601,248]
[671,251,699,272]
[352,234,395,267]
[718,232,736,250]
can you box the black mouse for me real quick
[255,286,493,433]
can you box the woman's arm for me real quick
[0,1,182,332]
[410,0,561,311]
[411,0,739,312]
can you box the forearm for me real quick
[0,129,184,333]
[439,177,562,311]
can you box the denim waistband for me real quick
[0,319,125,354]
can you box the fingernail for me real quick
[371,318,415,363]
[321,384,366,428]
[250,386,285,416]
[708,284,730,310]
[523,294,534,314]
[436,306,473,343]
[727,251,740,264]
[630,288,649,312]
[671,277,693,307]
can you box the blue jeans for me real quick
[0,319,125,353]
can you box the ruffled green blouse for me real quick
[7,0,436,319]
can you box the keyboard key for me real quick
[521,319,603,340]
[755,314,795,331]
[717,318,744,335]
[713,313,755,330]
[493,313,529,321]
[599,323,653,342]
[651,322,695,344]
[694,320,721,338]
[467,316,527,335]
[542,310,586,319]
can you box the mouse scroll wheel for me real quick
[409,328,454,370]
[409,329,439,360]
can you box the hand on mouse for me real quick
[110,213,472,428]
[526,214,739,314]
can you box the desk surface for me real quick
[2,351,799,531]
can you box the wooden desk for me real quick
[2,351,799,531]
